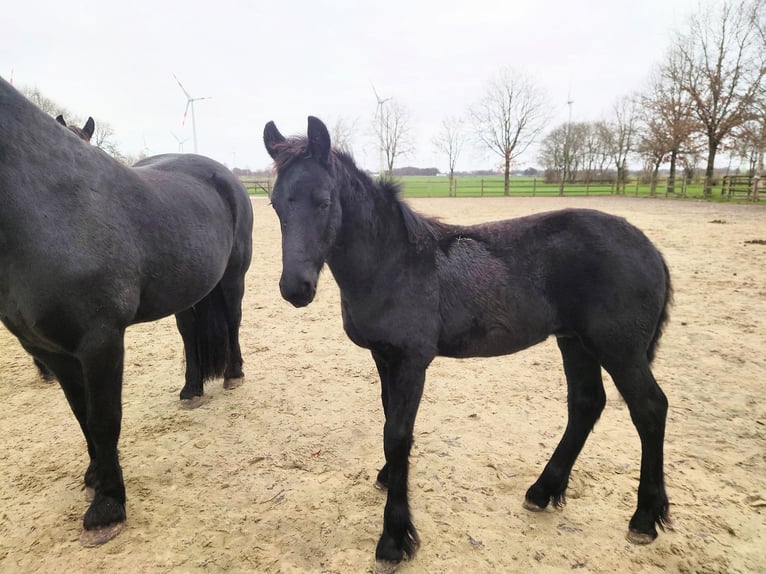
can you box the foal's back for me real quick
[435,208,669,360]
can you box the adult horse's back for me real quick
[0,77,253,545]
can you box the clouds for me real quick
[3,0,699,171]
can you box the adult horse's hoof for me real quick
[79,521,126,547]
[84,486,96,502]
[374,559,401,574]
[223,376,245,390]
[626,529,656,545]
[179,395,209,410]
[522,498,546,512]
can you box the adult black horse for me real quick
[27,114,97,383]
[0,77,253,545]
[264,117,672,573]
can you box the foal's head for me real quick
[263,116,342,307]
[56,114,95,143]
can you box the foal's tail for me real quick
[194,284,231,381]
[647,257,673,364]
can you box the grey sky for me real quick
[4,0,700,172]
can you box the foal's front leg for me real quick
[373,350,429,570]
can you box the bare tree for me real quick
[19,85,70,118]
[674,0,766,196]
[599,96,640,194]
[372,98,413,178]
[330,116,357,153]
[432,116,465,196]
[469,67,550,195]
[639,52,701,194]
[539,121,612,186]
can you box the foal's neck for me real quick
[327,163,421,287]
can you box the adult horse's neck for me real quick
[326,153,442,293]
[0,78,95,205]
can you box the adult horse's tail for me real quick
[647,257,673,364]
[193,284,231,381]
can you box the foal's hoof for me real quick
[179,395,209,410]
[84,486,96,503]
[79,521,126,547]
[223,376,245,390]
[374,560,401,574]
[626,529,657,545]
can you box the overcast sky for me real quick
[4,0,702,172]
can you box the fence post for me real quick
[532,178,537,196]
[480,179,484,197]
[635,178,639,196]
[585,180,590,196]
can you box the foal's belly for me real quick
[437,321,550,358]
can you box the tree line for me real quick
[377,0,765,198]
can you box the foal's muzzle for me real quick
[279,271,317,308]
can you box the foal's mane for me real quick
[272,137,447,252]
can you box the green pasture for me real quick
[397,176,709,199]
[243,175,758,202]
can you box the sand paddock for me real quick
[0,196,764,573]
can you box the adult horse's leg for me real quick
[175,308,204,404]
[219,271,246,389]
[524,335,606,511]
[78,329,128,546]
[372,350,390,489]
[27,349,99,496]
[604,357,669,543]
[373,350,429,571]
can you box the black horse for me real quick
[27,114,98,383]
[264,117,672,572]
[0,77,253,545]
[56,114,96,143]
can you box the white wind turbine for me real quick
[171,132,189,153]
[371,81,391,175]
[173,74,211,154]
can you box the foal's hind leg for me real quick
[175,309,204,404]
[525,336,606,511]
[604,357,669,543]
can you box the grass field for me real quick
[244,175,759,202]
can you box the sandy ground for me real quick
[0,196,764,574]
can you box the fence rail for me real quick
[241,175,761,201]
[402,177,703,199]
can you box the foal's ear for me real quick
[307,116,331,164]
[263,121,286,160]
[83,117,95,141]
[55,114,67,127]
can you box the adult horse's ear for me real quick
[307,116,331,164]
[55,114,66,126]
[263,121,286,160]
[83,117,95,141]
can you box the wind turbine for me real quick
[171,131,189,153]
[173,74,211,154]
[371,81,391,175]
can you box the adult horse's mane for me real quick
[271,136,447,252]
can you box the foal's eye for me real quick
[317,199,331,210]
